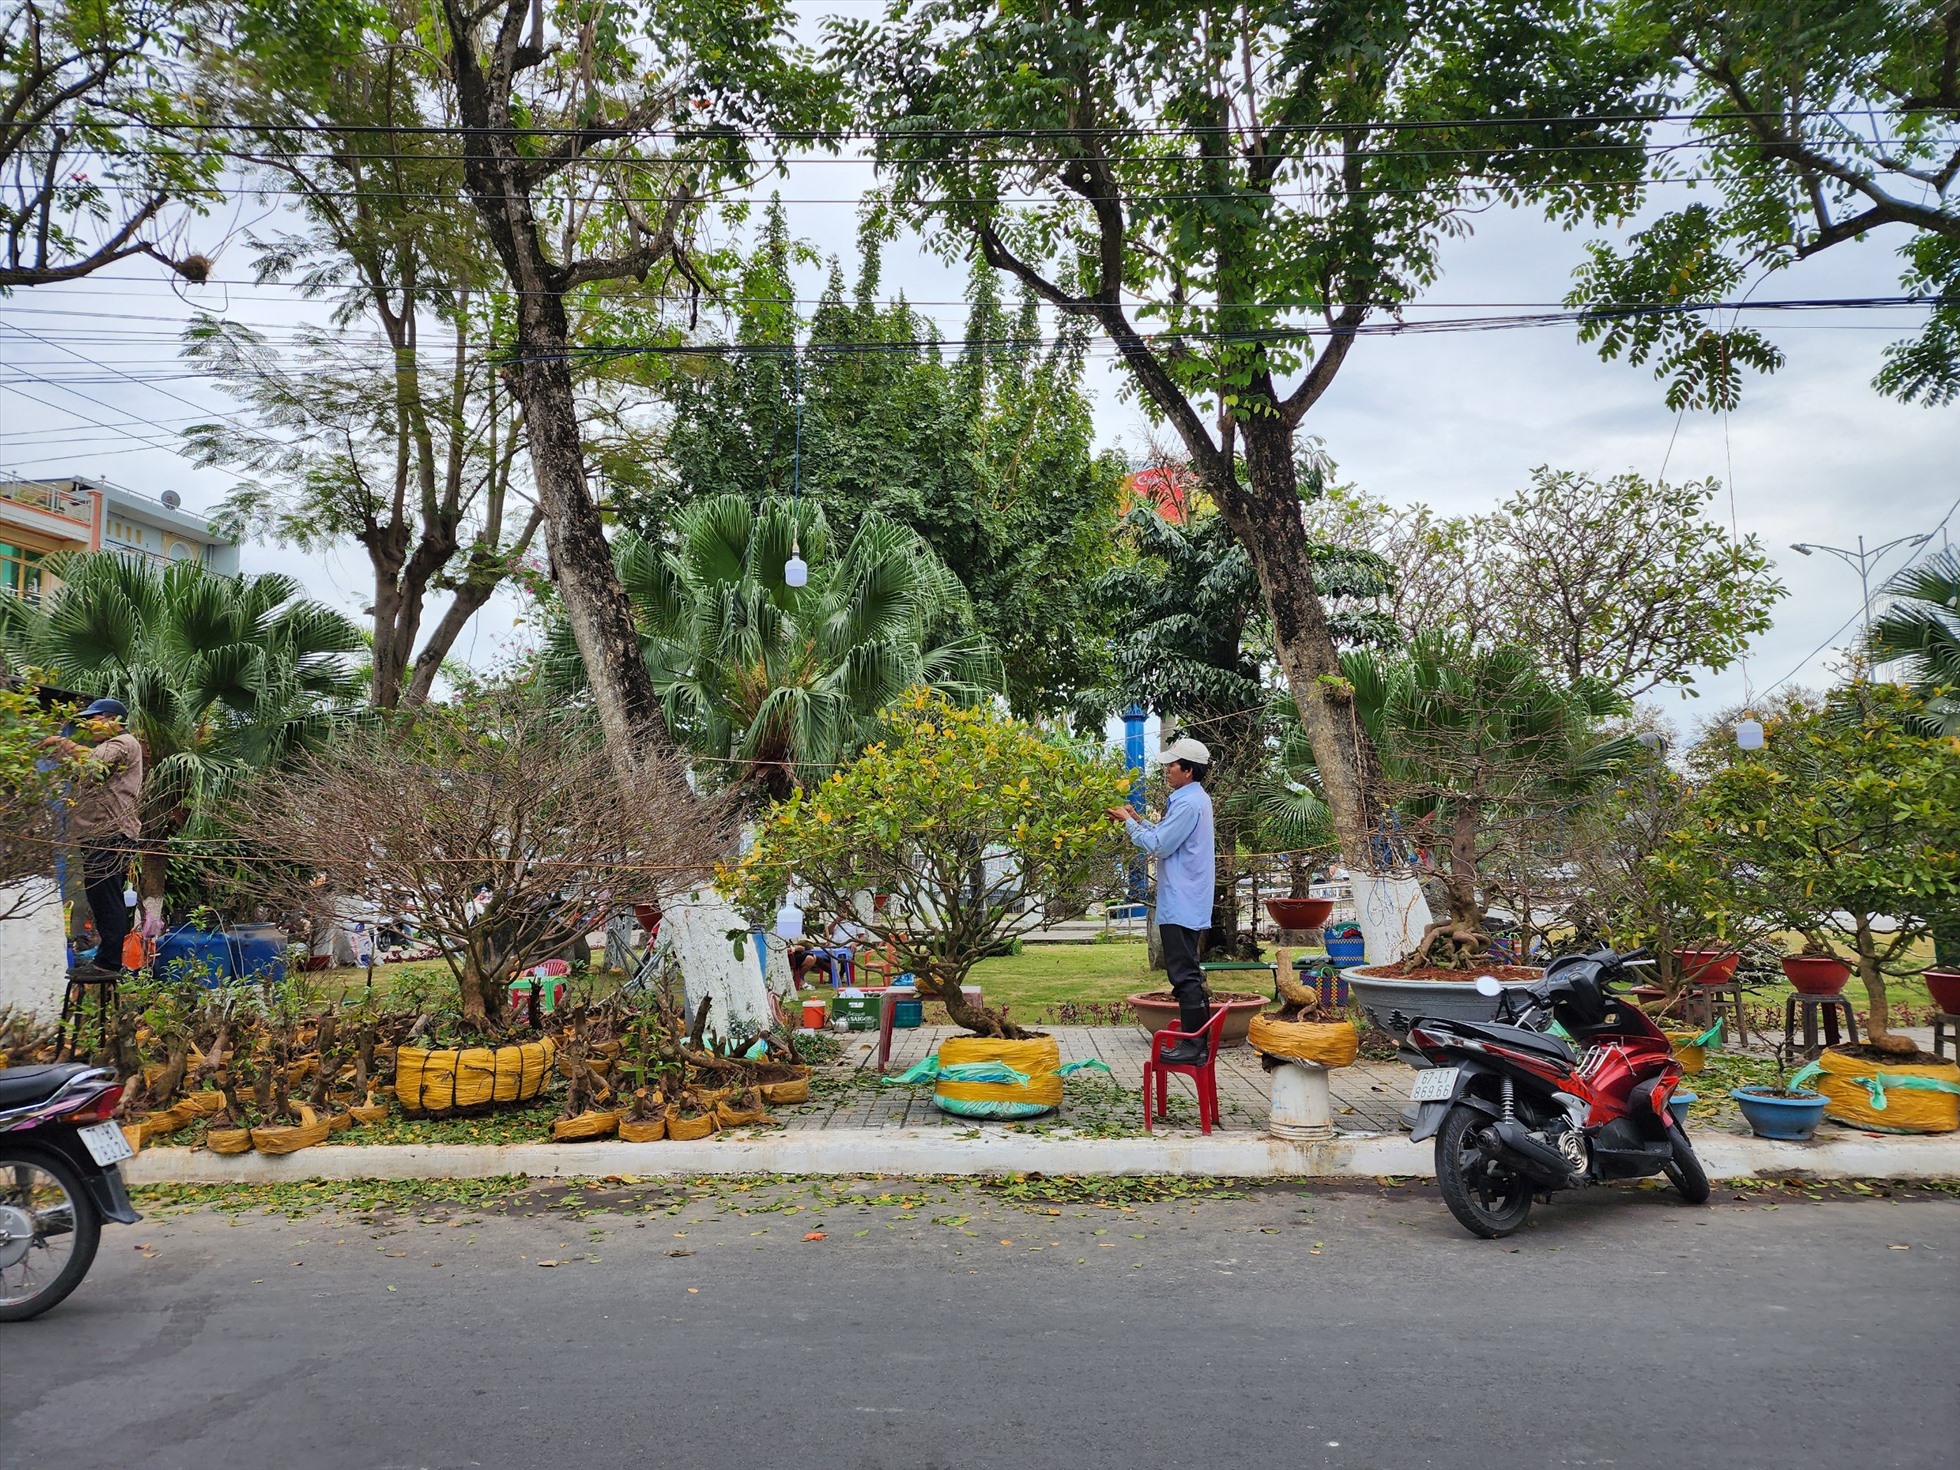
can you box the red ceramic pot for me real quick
[1924,968,1960,1016]
[1674,948,1740,986]
[1265,897,1335,931]
[1780,954,1850,997]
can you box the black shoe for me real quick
[1159,1040,1209,1066]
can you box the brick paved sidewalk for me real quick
[780,1024,1417,1136]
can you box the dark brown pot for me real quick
[1265,897,1334,931]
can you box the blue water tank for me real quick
[228,923,288,985]
[155,927,236,988]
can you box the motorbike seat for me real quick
[1447,1019,1576,1062]
[0,1063,93,1110]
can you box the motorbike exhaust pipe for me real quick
[1489,1119,1580,1188]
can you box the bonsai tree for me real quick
[243,689,729,1031]
[1663,681,1960,1053]
[722,690,1131,1037]
[1341,634,1641,967]
[0,673,79,924]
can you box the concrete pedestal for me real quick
[1268,1059,1334,1141]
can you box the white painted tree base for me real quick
[0,881,67,1019]
[1351,871,1432,966]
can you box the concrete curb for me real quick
[121,1128,1960,1185]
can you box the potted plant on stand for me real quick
[1666,682,1960,1132]
[1732,1045,1829,1142]
[1327,635,1642,1035]
[724,692,1130,1119]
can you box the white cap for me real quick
[1158,736,1210,766]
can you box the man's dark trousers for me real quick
[1159,922,1211,1038]
[81,839,133,971]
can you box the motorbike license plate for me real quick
[1408,1066,1461,1103]
[79,1121,134,1167]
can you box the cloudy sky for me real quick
[3,39,1953,736]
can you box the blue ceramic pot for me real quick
[1731,1085,1828,1141]
[1667,1090,1695,1128]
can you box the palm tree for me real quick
[0,554,365,903]
[551,496,1000,797]
[1340,634,1640,967]
[1867,546,1960,736]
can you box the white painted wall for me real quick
[0,881,68,1021]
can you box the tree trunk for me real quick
[922,966,1030,1040]
[1210,809,1239,956]
[438,2,684,796]
[1212,418,1383,871]
[1854,915,1912,1053]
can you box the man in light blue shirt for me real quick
[1107,737,1216,1063]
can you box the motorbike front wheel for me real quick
[1436,1104,1535,1239]
[0,1150,102,1322]
[1663,1123,1711,1205]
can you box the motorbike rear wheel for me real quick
[1436,1104,1535,1239]
[1663,1123,1710,1205]
[0,1149,102,1322]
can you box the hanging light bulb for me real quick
[1735,715,1765,751]
[783,532,809,589]
[774,896,805,942]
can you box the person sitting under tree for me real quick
[1108,737,1216,1063]
[41,697,144,982]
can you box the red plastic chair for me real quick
[1142,1004,1230,1134]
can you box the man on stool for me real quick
[1108,737,1215,1064]
[43,697,144,982]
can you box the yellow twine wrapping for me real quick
[1811,1048,1959,1134]
[550,1108,621,1142]
[395,1037,556,1114]
[1246,1015,1360,1068]
[252,1105,330,1155]
[934,1035,1066,1109]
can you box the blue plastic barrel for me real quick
[155,927,237,988]
[228,923,288,985]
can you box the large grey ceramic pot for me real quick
[1345,965,1543,1041]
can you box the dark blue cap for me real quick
[77,698,128,721]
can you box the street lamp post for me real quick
[1790,534,1932,634]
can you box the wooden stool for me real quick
[1686,981,1751,1047]
[56,970,119,1061]
[1783,993,1859,1058]
[1933,1012,1960,1062]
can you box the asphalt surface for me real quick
[2,1176,1955,1470]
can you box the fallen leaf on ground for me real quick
[536,1260,558,1268]
[804,1231,827,1241]
[668,1248,695,1257]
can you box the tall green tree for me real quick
[1867,545,1960,735]
[1569,1,1960,407]
[1097,449,1395,947]
[1302,469,1786,697]
[834,0,1653,871]
[0,554,365,905]
[636,210,1125,718]
[0,0,220,288]
[184,0,544,710]
[552,495,1000,798]
[428,0,828,791]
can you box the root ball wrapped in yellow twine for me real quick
[1791,1049,1960,1134]
[395,1037,555,1115]
[1246,1015,1359,1068]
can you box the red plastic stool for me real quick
[1141,1005,1230,1134]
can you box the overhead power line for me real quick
[35,103,1946,141]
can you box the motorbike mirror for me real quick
[1473,974,1504,997]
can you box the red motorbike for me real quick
[1,1063,141,1320]
[1404,947,1709,1238]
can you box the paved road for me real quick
[3,1177,1954,1470]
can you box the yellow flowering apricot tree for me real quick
[721,691,1131,1037]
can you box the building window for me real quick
[1,541,47,603]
